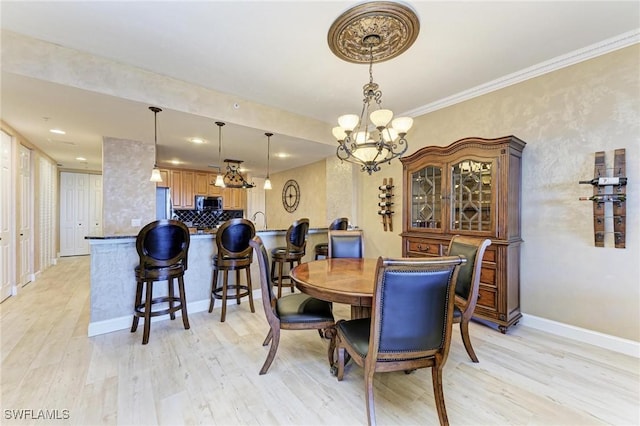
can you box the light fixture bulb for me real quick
[338,114,359,132]
[391,116,414,134]
[332,126,347,141]
[150,167,162,182]
[215,174,225,187]
[370,109,393,128]
[264,178,272,190]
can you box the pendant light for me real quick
[149,106,163,182]
[214,121,225,187]
[264,132,273,190]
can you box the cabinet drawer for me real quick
[480,266,496,287]
[482,245,497,263]
[406,239,444,256]
[477,286,497,310]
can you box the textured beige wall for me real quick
[265,160,327,230]
[103,137,156,235]
[358,45,639,341]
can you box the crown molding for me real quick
[405,29,640,117]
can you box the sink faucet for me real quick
[251,211,267,229]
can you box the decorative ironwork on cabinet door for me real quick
[450,160,493,231]
[411,166,442,229]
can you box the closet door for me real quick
[60,172,90,256]
[0,130,13,301]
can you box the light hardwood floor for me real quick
[1,256,638,425]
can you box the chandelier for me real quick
[221,159,254,189]
[328,1,419,174]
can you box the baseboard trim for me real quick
[521,313,639,358]
[88,289,262,337]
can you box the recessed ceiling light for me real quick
[169,160,181,165]
[275,153,289,158]
[190,138,205,144]
[50,129,66,135]
[75,157,86,161]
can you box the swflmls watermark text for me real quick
[4,409,70,420]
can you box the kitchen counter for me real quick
[85,227,329,337]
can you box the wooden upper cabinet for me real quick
[169,169,183,207]
[223,188,246,210]
[182,171,195,209]
[156,169,170,188]
[163,167,245,211]
[194,172,209,195]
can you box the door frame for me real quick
[1,129,16,301]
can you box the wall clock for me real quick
[282,179,300,213]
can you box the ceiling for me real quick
[1,1,638,175]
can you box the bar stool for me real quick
[270,218,309,298]
[314,217,349,260]
[209,218,256,322]
[131,219,190,345]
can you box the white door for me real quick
[60,172,90,256]
[18,145,34,287]
[0,130,14,301]
[89,174,103,236]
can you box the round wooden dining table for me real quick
[290,258,378,319]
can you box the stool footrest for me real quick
[134,296,184,318]
[212,285,251,300]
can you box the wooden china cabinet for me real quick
[400,136,526,332]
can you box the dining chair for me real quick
[314,217,349,259]
[208,218,256,322]
[270,218,309,298]
[250,236,335,375]
[131,219,191,344]
[335,255,466,426]
[328,229,364,258]
[446,235,492,363]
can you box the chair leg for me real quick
[178,275,190,330]
[259,327,280,375]
[337,347,346,381]
[262,328,273,346]
[246,267,255,313]
[460,319,479,363]
[168,278,175,320]
[364,370,377,426]
[235,269,242,305]
[142,280,153,345]
[131,280,143,332]
[208,268,219,313]
[221,270,229,322]
[289,261,295,293]
[277,261,284,298]
[431,366,450,426]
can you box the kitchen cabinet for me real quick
[194,172,209,195]
[156,169,170,188]
[168,169,195,209]
[223,187,246,210]
[400,136,526,332]
[195,172,223,196]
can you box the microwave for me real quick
[195,195,223,211]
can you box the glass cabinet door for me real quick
[450,159,493,232]
[411,165,442,229]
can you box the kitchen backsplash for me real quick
[174,209,243,228]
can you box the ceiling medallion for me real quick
[328,1,420,64]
